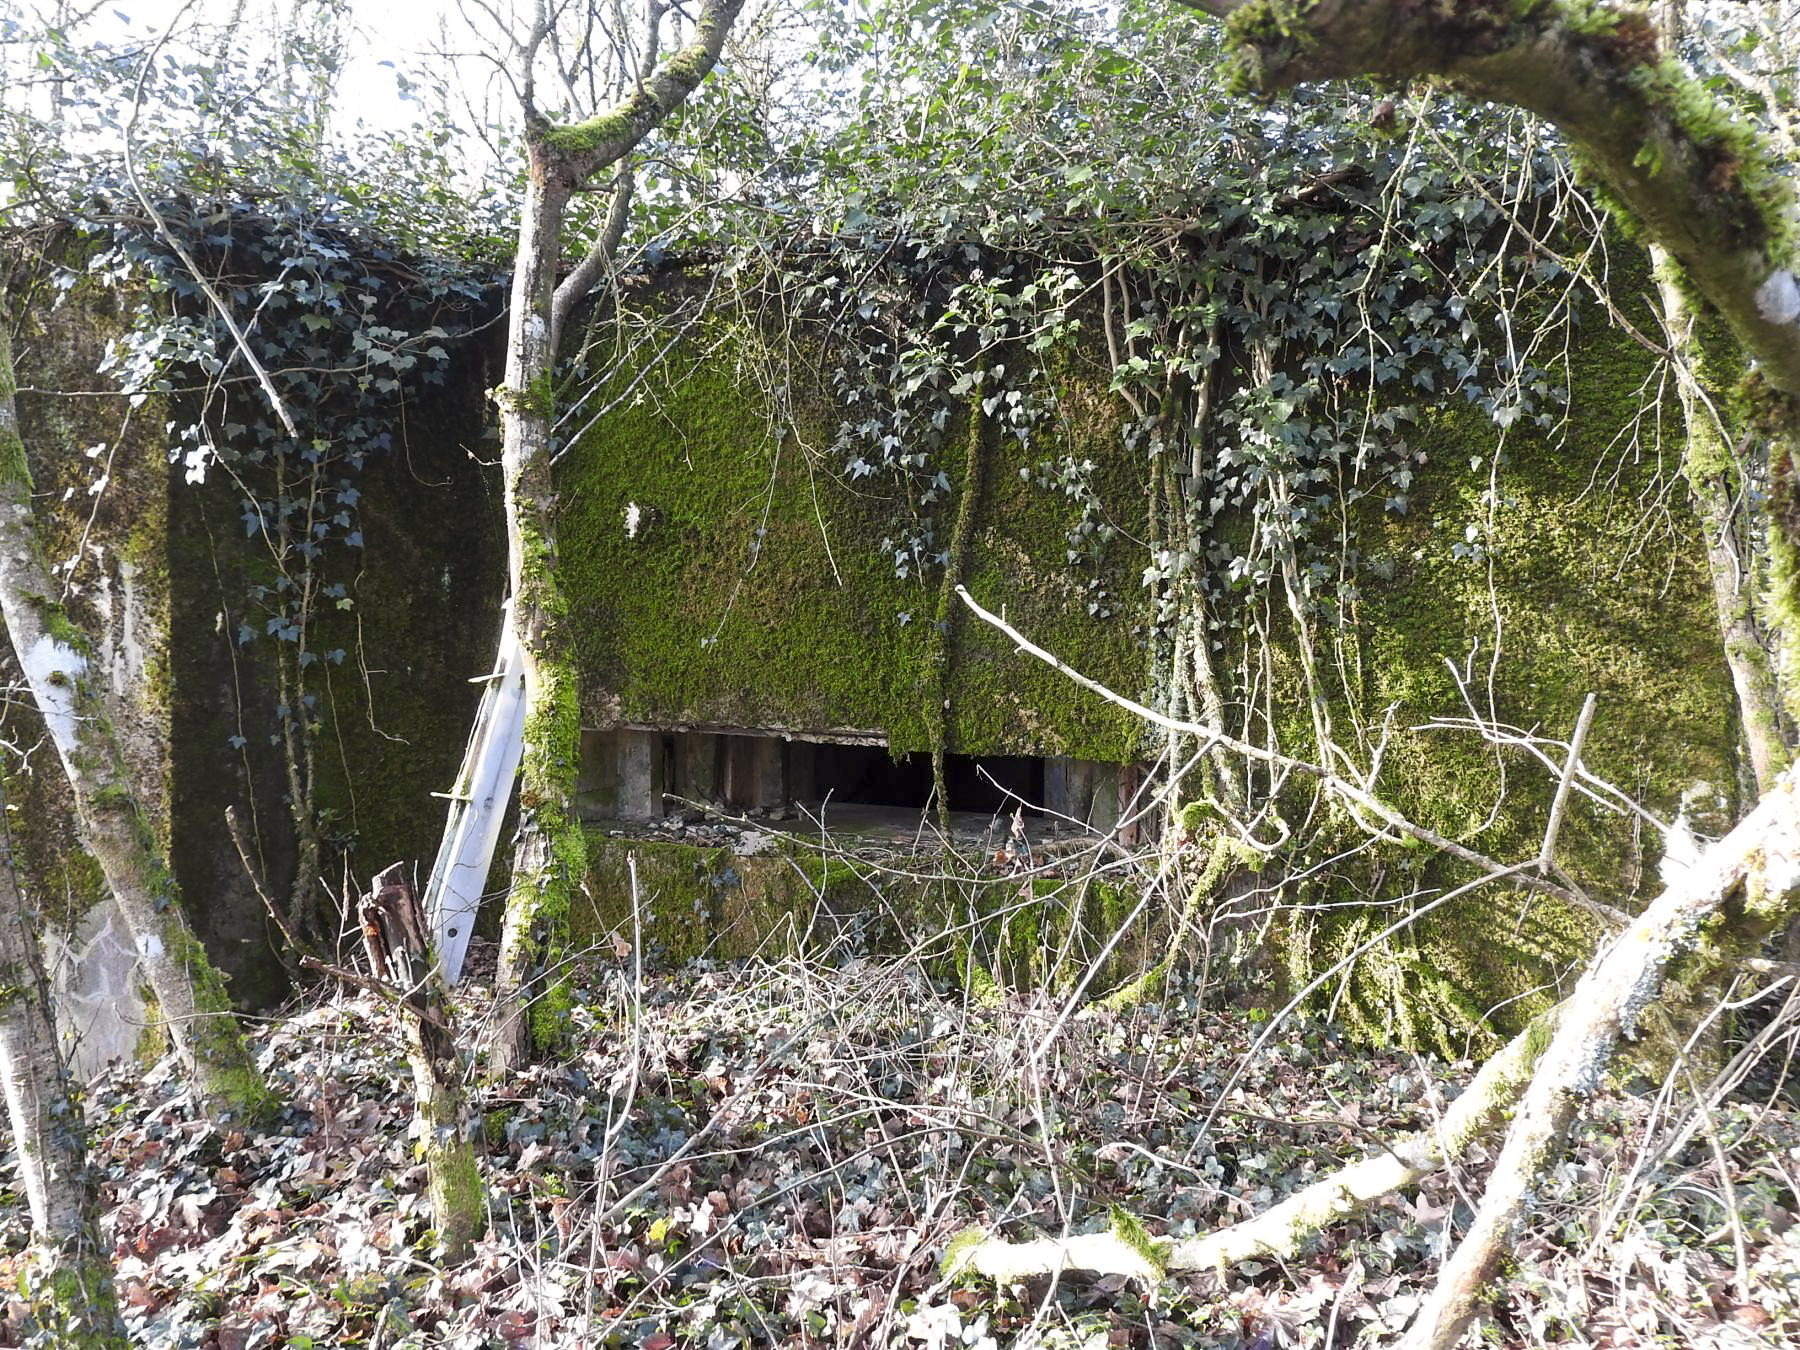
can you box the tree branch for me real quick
[1178,0,1800,397]
[530,0,745,190]
[550,161,637,353]
[952,1003,1561,1283]
[955,586,1628,926]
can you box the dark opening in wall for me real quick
[808,744,1044,816]
[579,726,1133,837]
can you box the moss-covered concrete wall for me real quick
[1267,283,1738,1051]
[166,393,506,1005]
[555,256,1740,1053]
[558,339,1146,762]
[573,828,1151,998]
[7,269,506,1010]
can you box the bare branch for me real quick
[954,585,1629,925]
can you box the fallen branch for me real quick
[946,1003,1559,1284]
[1400,767,1800,1350]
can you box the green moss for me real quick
[941,1226,986,1277]
[578,831,1145,995]
[21,1254,126,1348]
[0,422,30,489]
[161,916,275,1120]
[1628,60,1797,257]
[426,1137,483,1261]
[33,599,92,657]
[539,108,636,161]
[0,320,32,488]
[1108,1205,1170,1278]
[1261,258,1734,1054]
[930,393,990,825]
[558,326,1142,760]
[511,502,589,1052]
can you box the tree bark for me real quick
[359,863,482,1260]
[1653,251,1789,793]
[0,313,268,1121]
[487,0,747,1074]
[0,783,124,1347]
[1181,0,1800,400]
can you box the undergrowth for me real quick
[0,949,1794,1348]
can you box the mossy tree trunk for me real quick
[1653,251,1790,793]
[0,313,268,1121]
[359,863,482,1259]
[487,0,747,1074]
[0,784,125,1348]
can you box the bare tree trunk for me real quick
[359,863,482,1259]
[0,313,268,1120]
[0,783,125,1347]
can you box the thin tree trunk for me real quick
[0,782,125,1347]
[489,164,585,1075]
[359,863,482,1259]
[1654,252,1788,793]
[0,313,268,1120]
[486,0,747,1074]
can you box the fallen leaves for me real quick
[0,953,1791,1347]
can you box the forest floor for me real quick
[2,950,1796,1349]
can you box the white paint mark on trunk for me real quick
[20,634,87,759]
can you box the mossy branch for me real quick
[1181,0,1800,399]
[949,1003,1559,1285]
[531,0,748,190]
[1400,766,1800,1350]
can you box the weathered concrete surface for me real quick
[42,898,149,1080]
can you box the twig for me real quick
[225,805,319,965]
[954,586,1629,927]
[1538,692,1598,876]
[227,806,443,1026]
